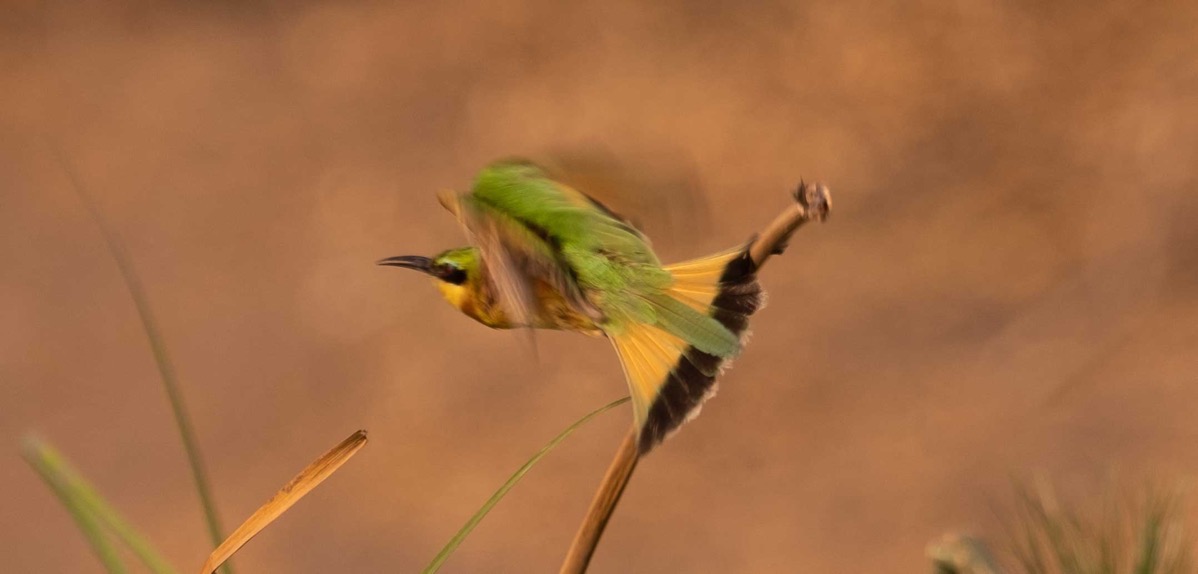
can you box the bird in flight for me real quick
[380,160,767,453]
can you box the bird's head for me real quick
[378,247,492,324]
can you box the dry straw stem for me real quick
[559,181,832,574]
[200,430,369,574]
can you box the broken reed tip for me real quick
[795,180,831,222]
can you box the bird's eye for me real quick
[436,265,467,285]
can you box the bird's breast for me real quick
[532,281,604,334]
[437,278,601,334]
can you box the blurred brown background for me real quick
[3,1,1197,572]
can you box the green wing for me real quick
[469,160,658,266]
[450,160,740,356]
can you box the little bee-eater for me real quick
[380,160,764,453]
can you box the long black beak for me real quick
[376,255,433,274]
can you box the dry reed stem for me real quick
[200,430,368,574]
[559,181,832,574]
[558,427,640,573]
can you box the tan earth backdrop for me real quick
[3,1,1198,572]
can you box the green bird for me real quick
[380,160,764,453]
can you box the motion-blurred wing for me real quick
[539,146,712,242]
[469,160,658,262]
[440,161,604,327]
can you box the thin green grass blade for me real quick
[57,153,231,573]
[422,396,630,574]
[22,436,130,574]
[21,436,178,574]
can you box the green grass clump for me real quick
[935,480,1194,574]
[1007,481,1192,574]
[21,436,176,574]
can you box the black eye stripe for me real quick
[434,264,467,285]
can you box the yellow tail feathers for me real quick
[610,245,763,453]
[610,323,689,431]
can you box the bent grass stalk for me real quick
[22,437,128,574]
[22,430,369,574]
[22,436,174,574]
[57,152,231,572]
[424,396,631,574]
